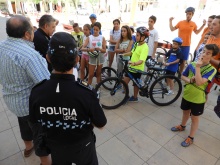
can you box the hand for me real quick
[95,47,101,51]
[169,17,174,21]
[89,48,95,52]
[196,57,203,67]
[203,19,206,25]
[164,62,170,66]
[191,76,196,83]
[128,61,135,66]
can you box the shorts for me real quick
[181,98,205,116]
[125,70,141,86]
[18,115,33,141]
[89,53,105,65]
[108,45,115,52]
[47,132,98,165]
[82,54,89,61]
[165,70,175,76]
[181,46,190,61]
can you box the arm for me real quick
[129,60,143,66]
[80,37,90,51]
[152,41,158,59]
[164,59,180,66]
[109,35,117,45]
[123,52,132,56]
[115,40,124,53]
[125,40,133,53]
[181,65,191,83]
[194,58,209,86]
[169,17,177,31]
[194,19,206,34]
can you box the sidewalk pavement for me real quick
[0,16,220,165]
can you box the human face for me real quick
[73,26,80,33]
[207,18,214,29]
[113,21,120,30]
[186,12,193,21]
[121,27,127,38]
[148,18,155,28]
[90,18,96,25]
[172,42,179,49]
[46,21,56,36]
[136,32,144,42]
[203,34,210,43]
[210,18,220,37]
[200,47,213,63]
[83,26,90,36]
[93,26,100,36]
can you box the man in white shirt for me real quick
[146,15,159,60]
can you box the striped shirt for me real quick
[0,37,50,117]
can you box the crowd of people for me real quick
[0,6,219,165]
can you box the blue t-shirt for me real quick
[166,48,182,72]
[131,35,136,48]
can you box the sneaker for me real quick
[128,96,138,102]
[171,125,185,132]
[116,84,122,89]
[165,90,174,95]
[181,137,193,147]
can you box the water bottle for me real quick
[137,78,144,87]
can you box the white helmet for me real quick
[146,58,156,67]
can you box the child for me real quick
[163,37,183,95]
[115,25,133,75]
[79,24,91,80]
[108,19,121,68]
[122,26,149,102]
[81,22,106,85]
[71,23,84,47]
[194,32,210,62]
[129,26,136,48]
[171,44,219,147]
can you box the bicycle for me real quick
[95,55,182,109]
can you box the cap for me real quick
[72,23,79,27]
[89,14,97,19]
[48,32,77,56]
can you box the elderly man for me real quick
[34,14,57,72]
[0,15,51,164]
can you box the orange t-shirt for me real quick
[206,36,220,64]
[196,27,209,50]
[175,20,197,46]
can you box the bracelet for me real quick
[87,48,89,52]
[189,78,192,83]
[134,62,136,66]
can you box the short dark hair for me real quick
[39,15,56,28]
[215,15,220,24]
[149,15,157,23]
[209,15,216,19]
[205,44,219,56]
[93,22,101,30]
[48,32,78,72]
[6,15,32,38]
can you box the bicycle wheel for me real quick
[95,77,129,109]
[149,75,182,106]
[101,67,117,90]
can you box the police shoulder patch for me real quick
[77,78,94,91]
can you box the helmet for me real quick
[146,58,156,67]
[89,14,97,19]
[185,7,195,13]
[172,37,183,45]
[136,26,149,38]
[88,50,99,58]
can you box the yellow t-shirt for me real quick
[130,42,148,72]
[71,31,84,47]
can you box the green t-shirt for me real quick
[71,31,84,47]
[129,42,148,72]
[183,62,216,103]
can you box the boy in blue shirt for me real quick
[164,37,183,95]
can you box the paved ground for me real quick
[0,15,220,165]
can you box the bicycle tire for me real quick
[95,77,129,109]
[101,67,117,90]
[149,75,182,106]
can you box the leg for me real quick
[40,156,52,165]
[169,78,174,91]
[108,51,115,68]
[123,76,130,85]
[80,57,86,80]
[179,60,186,74]
[133,85,139,99]
[88,64,96,85]
[189,115,199,138]
[96,64,103,84]
[181,110,191,126]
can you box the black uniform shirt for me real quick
[33,28,52,72]
[29,74,107,144]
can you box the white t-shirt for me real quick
[82,35,89,55]
[146,28,158,57]
[109,29,121,46]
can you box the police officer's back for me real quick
[29,32,107,165]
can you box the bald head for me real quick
[6,15,33,38]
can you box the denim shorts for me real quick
[108,45,115,52]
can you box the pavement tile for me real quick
[104,110,131,135]
[94,127,114,147]
[6,110,19,127]
[114,104,145,124]
[97,137,144,165]
[164,135,217,165]
[134,117,176,145]
[159,104,184,120]
[116,126,161,161]
[24,152,41,165]
[147,148,187,165]
[0,129,20,160]
[0,98,9,111]
[97,153,108,165]
[0,152,26,165]
[12,126,25,151]
[215,160,220,165]
[0,111,11,133]
[202,107,220,125]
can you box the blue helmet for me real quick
[172,37,183,45]
[185,7,195,14]
[89,14,97,19]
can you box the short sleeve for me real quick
[154,30,159,42]
[183,64,190,76]
[110,30,113,36]
[175,21,180,29]
[202,68,216,82]
[139,44,149,61]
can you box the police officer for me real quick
[29,32,107,165]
